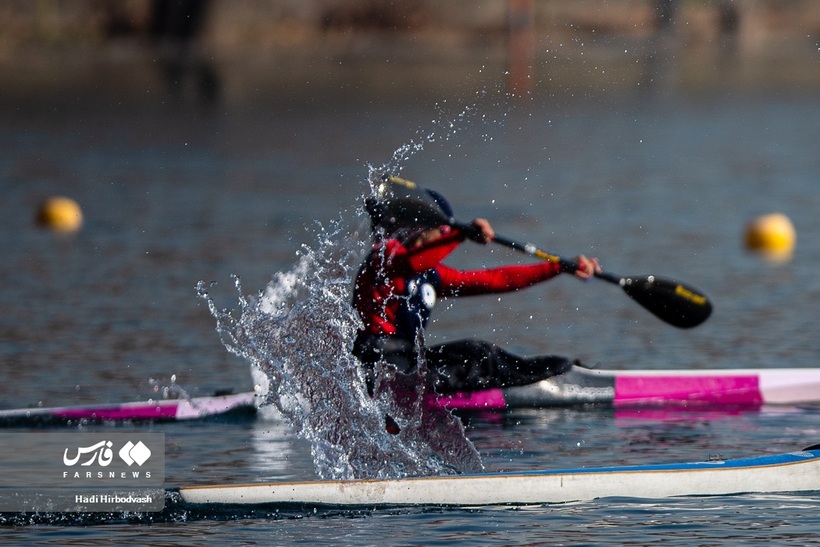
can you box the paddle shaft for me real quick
[490,233,625,284]
[452,221,598,274]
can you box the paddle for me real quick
[368,176,713,329]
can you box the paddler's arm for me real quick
[399,219,490,273]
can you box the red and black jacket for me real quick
[353,227,563,343]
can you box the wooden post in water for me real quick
[506,0,534,96]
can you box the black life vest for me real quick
[395,269,441,341]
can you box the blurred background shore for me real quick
[1,0,818,111]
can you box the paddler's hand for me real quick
[571,255,601,280]
[468,218,495,244]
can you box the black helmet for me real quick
[365,176,453,238]
[424,189,453,219]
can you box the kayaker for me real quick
[352,180,602,402]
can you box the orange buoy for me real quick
[36,196,83,233]
[744,213,795,261]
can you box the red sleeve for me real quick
[437,261,563,297]
[383,230,466,275]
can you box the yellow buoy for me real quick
[36,196,84,233]
[744,213,795,261]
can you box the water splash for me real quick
[194,93,516,480]
[148,374,190,401]
[197,216,480,480]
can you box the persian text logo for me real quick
[63,440,115,467]
[63,440,152,467]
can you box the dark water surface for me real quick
[1,57,820,543]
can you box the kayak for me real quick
[0,391,256,426]
[3,365,817,426]
[435,365,820,410]
[179,446,820,507]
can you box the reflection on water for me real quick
[249,419,297,481]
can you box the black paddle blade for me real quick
[618,275,712,329]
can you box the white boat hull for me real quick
[180,448,820,507]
